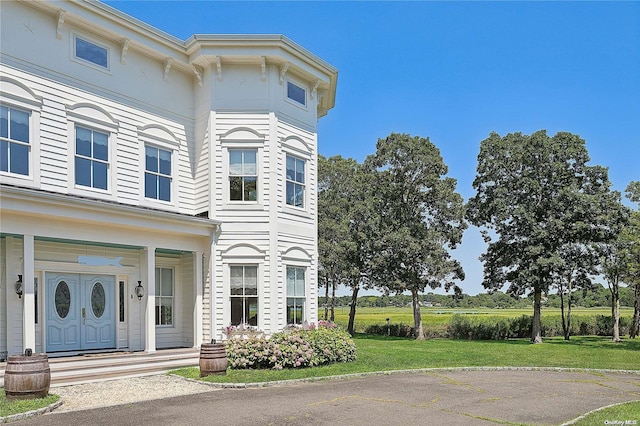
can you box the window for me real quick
[34,278,38,324]
[0,105,30,176]
[286,267,305,325]
[286,155,305,208]
[74,36,108,69]
[119,281,125,323]
[229,149,257,201]
[287,81,306,106]
[75,126,109,190]
[155,268,173,326]
[145,145,172,201]
[230,265,258,326]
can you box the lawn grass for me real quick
[0,389,59,418]
[571,400,640,425]
[171,335,640,384]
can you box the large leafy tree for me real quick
[467,130,624,343]
[366,133,467,340]
[317,155,376,334]
[624,181,640,338]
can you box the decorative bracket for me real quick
[260,56,266,81]
[191,64,203,87]
[56,10,66,40]
[310,80,321,99]
[163,58,173,80]
[317,89,327,105]
[120,39,130,64]
[215,56,222,81]
[279,62,290,85]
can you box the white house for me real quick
[0,0,337,358]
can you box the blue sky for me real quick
[106,1,640,296]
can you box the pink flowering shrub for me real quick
[225,324,356,370]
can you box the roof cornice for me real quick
[20,0,337,115]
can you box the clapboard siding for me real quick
[194,125,210,214]
[0,238,7,356]
[155,254,191,349]
[202,267,212,341]
[1,66,198,214]
[212,113,272,220]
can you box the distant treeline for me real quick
[324,286,636,309]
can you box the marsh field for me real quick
[332,306,635,332]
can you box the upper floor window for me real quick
[286,266,305,325]
[155,267,174,326]
[145,145,172,202]
[229,149,257,202]
[74,35,108,69]
[287,81,306,106]
[286,155,305,208]
[75,125,108,190]
[0,105,30,176]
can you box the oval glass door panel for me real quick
[55,281,71,319]
[91,282,106,318]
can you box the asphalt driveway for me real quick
[20,369,640,425]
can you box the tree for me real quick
[317,155,377,335]
[467,130,624,343]
[365,133,467,340]
[601,231,629,342]
[318,155,357,323]
[624,181,640,338]
[551,244,598,340]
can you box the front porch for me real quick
[0,348,200,387]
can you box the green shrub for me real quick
[225,325,356,370]
[302,327,357,365]
[364,323,415,338]
[364,314,633,340]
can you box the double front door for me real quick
[46,273,116,352]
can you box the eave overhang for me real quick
[19,0,337,117]
[0,184,220,238]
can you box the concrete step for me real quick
[0,349,200,387]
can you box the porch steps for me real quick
[0,348,200,388]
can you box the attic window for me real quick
[287,81,306,106]
[74,35,108,69]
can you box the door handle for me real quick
[82,307,86,325]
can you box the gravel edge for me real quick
[0,400,63,424]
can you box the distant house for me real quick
[0,0,337,357]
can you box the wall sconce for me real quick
[15,275,23,299]
[135,280,144,300]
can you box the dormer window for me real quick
[74,35,108,69]
[287,81,306,106]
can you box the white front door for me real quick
[46,273,116,352]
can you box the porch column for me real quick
[143,246,156,353]
[23,235,36,352]
[193,251,203,347]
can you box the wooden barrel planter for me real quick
[199,342,228,377]
[4,353,51,400]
